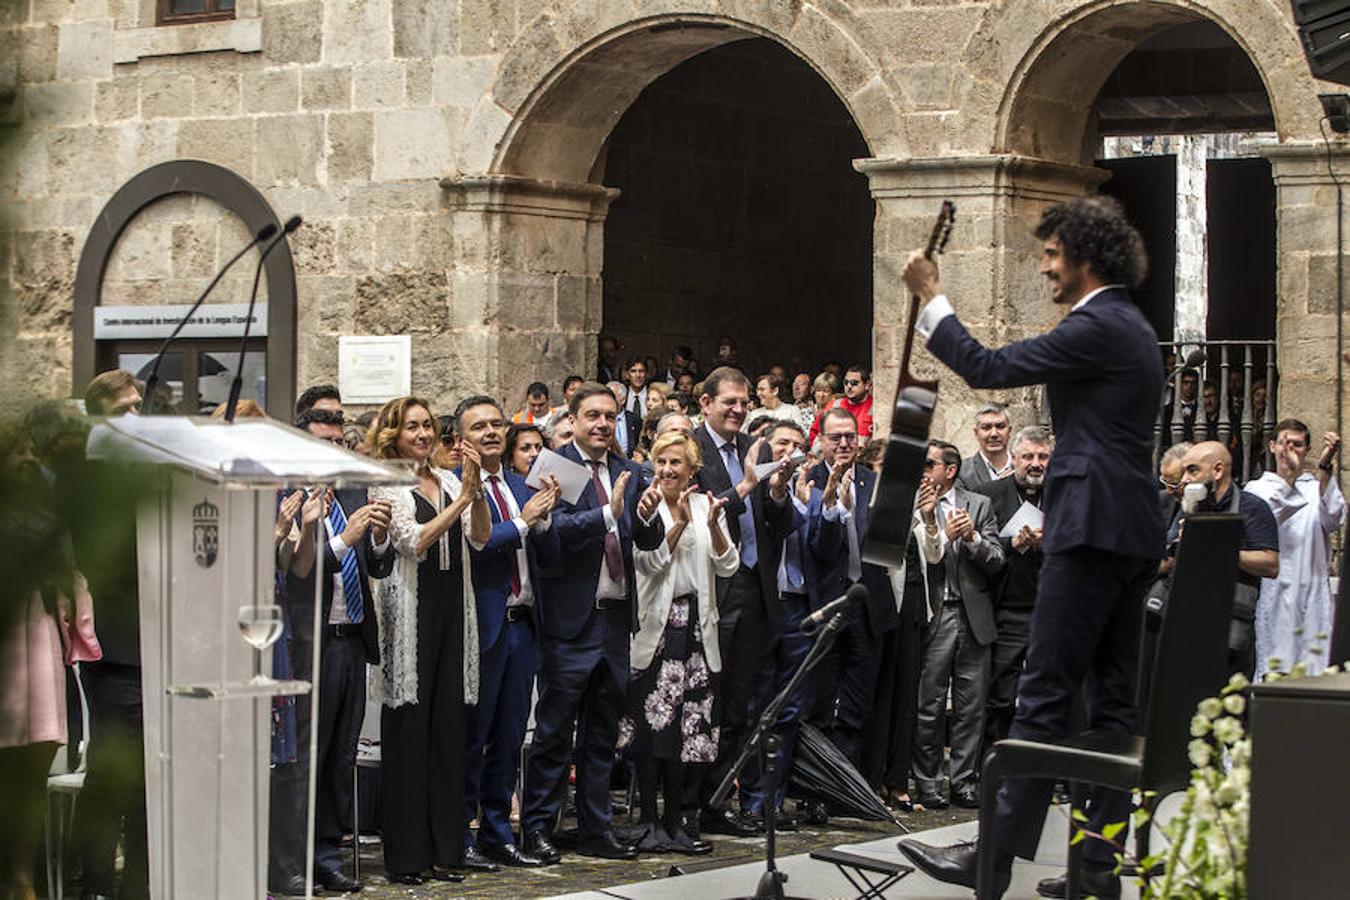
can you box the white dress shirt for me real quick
[324,499,390,625]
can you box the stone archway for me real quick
[446,8,901,405]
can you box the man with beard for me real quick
[973,426,1053,754]
[958,403,1013,489]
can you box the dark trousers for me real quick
[523,605,627,838]
[984,606,1033,754]
[808,599,886,766]
[314,633,366,874]
[75,661,148,899]
[466,617,537,849]
[913,602,991,796]
[993,547,1153,866]
[704,569,774,811]
[740,592,813,815]
[862,593,924,792]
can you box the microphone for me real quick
[142,222,278,414]
[800,583,869,636]
[1165,347,1207,381]
[224,216,302,423]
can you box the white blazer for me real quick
[632,493,740,673]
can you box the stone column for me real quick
[1261,143,1350,440]
[855,155,1108,453]
[444,175,617,408]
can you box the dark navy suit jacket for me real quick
[284,487,393,665]
[532,445,665,642]
[927,288,1164,560]
[786,486,844,613]
[459,468,542,652]
[807,461,900,636]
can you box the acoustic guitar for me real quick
[861,200,955,568]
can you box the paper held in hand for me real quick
[526,447,593,505]
[998,500,1045,539]
[752,450,807,480]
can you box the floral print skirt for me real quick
[619,595,719,763]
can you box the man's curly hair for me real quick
[1034,196,1148,290]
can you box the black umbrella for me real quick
[789,723,903,827]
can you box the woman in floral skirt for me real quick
[622,431,737,854]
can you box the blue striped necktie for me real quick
[328,500,364,623]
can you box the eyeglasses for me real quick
[823,433,858,444]
[922,459,940,469]
[1159,476,1181,489]
[843,379,863,387]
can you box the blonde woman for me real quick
[623,431,736,855]
[366,397,489,885]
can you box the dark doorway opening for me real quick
[601,38,874,378]
[1205,158,1276,342]
[1098,155,1178,340]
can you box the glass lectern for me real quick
[87,416,412,900]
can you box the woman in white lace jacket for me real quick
[366,396,490,885]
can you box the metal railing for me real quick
[1156,340,1277,484]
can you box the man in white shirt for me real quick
[957,403,1014,490]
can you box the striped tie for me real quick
[328,500,364,623]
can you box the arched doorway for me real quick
[599,38,874,380]
[990,2,1283,475]
[454,12,896,407]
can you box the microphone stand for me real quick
[711,603,862,900]
[223,216,301,422]
[142,223,276,414]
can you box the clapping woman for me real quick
[623,431,737,854]
[366,397,489,885]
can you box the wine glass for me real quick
[237,603,284,685]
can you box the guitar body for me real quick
[861,201,954,568]
[862,382,937,568]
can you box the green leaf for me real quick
[1102,822,1126,840]
[1071,808,1089,823]
[1070,829,1085,845]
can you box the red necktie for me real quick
[589,461,624,581]
[488,475,522,596]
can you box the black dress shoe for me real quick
[897,840,1011,896]
[478,842,545,868]
[801,799,830,826]
[458,845,500,872]
[428,867,466,883]
[1036,868,1122,898]
[315,869,362,892]
[576,832,639,860]
[702,807,759,837]
[522,829,562,865]
[915,792,949,810]
[952,783,981,809]
[385,871,426,885]
[668,827,714,856]
[268,875,318,897]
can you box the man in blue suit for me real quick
[739,418,843,824]
[806,407,903,768]
[521,383,664,864]
[454,396,561,871]
[898,196,1164,899]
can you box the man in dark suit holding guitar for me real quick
[897,196,1163,899]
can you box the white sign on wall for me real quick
[94,304,270,340]
[339,335,412,404]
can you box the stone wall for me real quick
[0,0,1343,447]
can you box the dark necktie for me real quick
[720,442,758,568]
[488,475,522,596]
[588,461,624,581]
[327,499,364,623]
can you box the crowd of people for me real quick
[2,271,1345,899]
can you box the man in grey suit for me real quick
[912,439,1005,810]
[956,403,1013,490]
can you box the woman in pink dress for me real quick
[0,428,100,899]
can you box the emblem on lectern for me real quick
[193,498,220,568]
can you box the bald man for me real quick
[1171,441,1279,677]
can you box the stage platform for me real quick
[547,812,1146,900]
